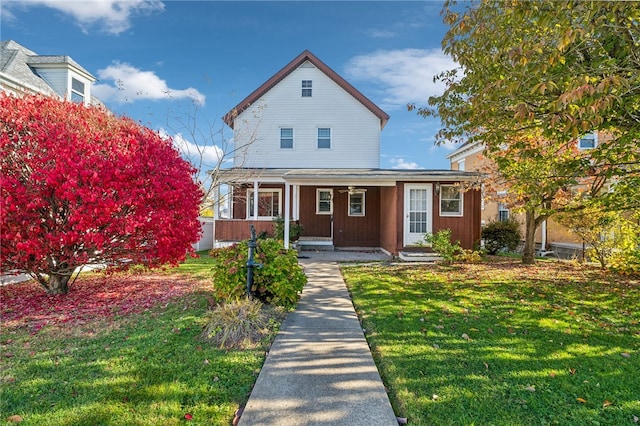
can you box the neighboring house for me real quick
[447,133,607,258]
[212,50,481,257]
[0,40,97,105]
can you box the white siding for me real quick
[34,68,68,99]
[233,63,381,169]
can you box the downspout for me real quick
[541,220,547,252]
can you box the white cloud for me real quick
[390,158,421,170]
[345,48,458,110]
[6,0,164,35]
[161,130,225,169]
[93,62,205,105]
[365,28,396,39]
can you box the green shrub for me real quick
[273,216,304,242]
[209,238,306,308]
[422,229,461,265]
[200,299,285,349]
[481,219,522,255]
[455,248,484,264]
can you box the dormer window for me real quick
[71,77,85,103]
[302,80,312,97]
[579,132,597,149]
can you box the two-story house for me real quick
[1,40,97,105]
[212,50,481,257]
[447,133,608,259]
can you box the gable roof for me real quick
[223,50,389,129]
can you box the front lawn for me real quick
[342,258,639,425]
[0,254,268,425]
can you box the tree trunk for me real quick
[46,274,71,295]
[522,209,537,265]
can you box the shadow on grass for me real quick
[343,261,640,426]
[0,291,265,426]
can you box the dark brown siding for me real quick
[333,187,380,247]
[432,187,482,249]
[298,186,332,237]
[380,186,398,255]
[214,220,275,241]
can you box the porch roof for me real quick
[215,167,479,186]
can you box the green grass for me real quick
[0,251,268,426]
[341,258,640,426]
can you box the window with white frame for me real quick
[579,132,597,149]
[247,189,281,219]
[71,77,85,103]
[348,192,365,217]
[317,128,331,149]
[302,80,312,97]
[498,202,510,222]
[458,159,465,171]
[440,185,463,216]
[280,128,293,149]
[316,189,333,214]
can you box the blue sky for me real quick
[2,0,460,170]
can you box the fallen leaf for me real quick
[6,415,22,423]
[432,394,439,400]
[483,362,489,370]
[577,397,587,404]
[461,333,470,341]
[633,415,638,423]
[569,368,577,375]
[525,385,536,392]
[549,372,557,378]
[602,400,612,408]
[184,413,193,421]
[432,344,440,349]
[620,352,631,358]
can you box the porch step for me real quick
[296,237,334,251]
[399,251,442,262]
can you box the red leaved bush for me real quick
[0,274,202,333]
[0,94,203,295]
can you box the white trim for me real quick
[404,184,433,246]
[439,184,464,217]
[316,188,333,214]
[348,191,366,217]
[247,187,282,220]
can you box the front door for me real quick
[404,184,432,246]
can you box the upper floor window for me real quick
[458,159,465,171]
[440,185,463,217]
[302,80,312,97]
[317,128,331,149]
[71,77,85,103]
[316,189,333,214]
[348,192,365,217]
[248,189,281,219]
[280,128,293,149]
[579,132,597,149]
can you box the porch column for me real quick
[284,181,291,249]
[213,184,220,246]
[292,184,299,220]
[252,180,259,220]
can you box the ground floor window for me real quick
[498,202,510,221]
[440,185,463,216]
[348,192,365,216]
[316,189,333,214]
[247,189,281,219]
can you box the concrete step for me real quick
[398,251,442,262]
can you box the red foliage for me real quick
[0,274,201,332]
[0,94,202,293]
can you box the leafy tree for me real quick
[1,94,202,295]
[415,0,640,263]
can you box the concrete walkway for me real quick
[238,256,398,425]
